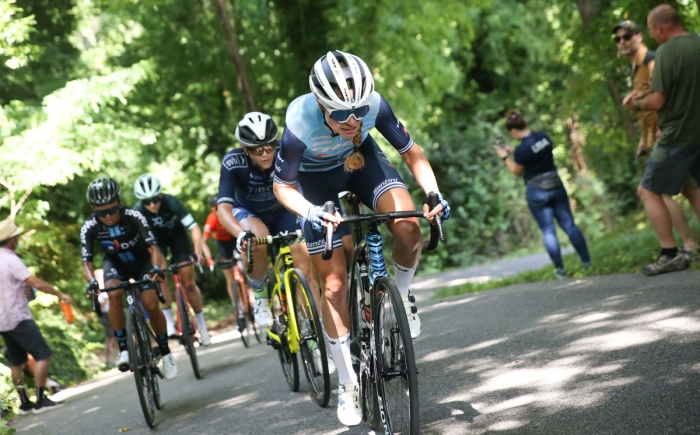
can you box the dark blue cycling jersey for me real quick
[513,131,557,182]
[275,91,414,184]
[218,147,280,214]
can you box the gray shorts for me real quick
[1,320,52,366]
[640,144,700,195]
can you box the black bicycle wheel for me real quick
[232,280,250,348]
[150,346,162,410]
[127,308,156,428]
[350,262,380,429]
[374,277,419,434]
[271,285,299,392]
[292,268,330,407]
[177,291,202,380]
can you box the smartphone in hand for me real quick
[495,136,506,148]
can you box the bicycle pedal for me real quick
[155,367,164,379]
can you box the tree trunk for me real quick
[214,0,256,112]
[574,0,637,146]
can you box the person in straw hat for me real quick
[0,217,71,414]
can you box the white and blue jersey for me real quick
[218,147,281,214]
[274,91,414,184]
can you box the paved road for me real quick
[11,258,700,434]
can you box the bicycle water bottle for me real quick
[60,301,74,323]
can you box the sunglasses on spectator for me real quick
[327,105,371,123]
[614,33,633,43]
[247,144,275,156]
[95,205,120,217]
[142,197,161,206]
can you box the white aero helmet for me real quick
[235,112,279,147]
[309,50,374,111]
[134,174,162,199]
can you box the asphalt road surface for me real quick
[11,256,700,435]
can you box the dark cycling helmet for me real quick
[235,112,278,147]
[87,177,121,205]
[208,195,218,208]
[309,50,374,111]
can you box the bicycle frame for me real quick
[172,272,197,336]
[265,244,303,353]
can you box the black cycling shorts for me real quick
[157,230,194,263]
[102,256,153,283]
[1,320,52,365]
[216,239,236,260]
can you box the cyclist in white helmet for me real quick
[273,50,450,426]
[217,112,331,336]
[133,174,213,345]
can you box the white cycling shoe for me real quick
[337,382,362,427]
[402,292,421,339]
[162,353,177,381]
[254,297,273,327]
[199,328,211,347]
[116,350,130,372]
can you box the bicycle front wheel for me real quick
[270,281,299,392]
[232,280,249,348]
[374,277,419,434]
[292,268,330,407]
[127,308,156,428]
[177,291,202,379]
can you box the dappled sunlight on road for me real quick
[418,276,700,434]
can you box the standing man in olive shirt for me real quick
[624,4,700,276]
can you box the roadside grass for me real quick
[434,212,700,299]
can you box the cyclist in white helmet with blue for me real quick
[273,50,449,426]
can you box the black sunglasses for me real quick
[247,144,275,156]
[614,33,633,43]
[95,205,120,218]
[142,197,161,206]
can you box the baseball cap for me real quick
[612,20,641,35]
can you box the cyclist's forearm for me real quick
[273,182,312,217]
[83,262,96,282]
[201,238,212,259]
[217,203,245,236]
[190,225,204,257]
[149,245,164,268]
[401,144,441,195]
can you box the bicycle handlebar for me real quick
[324,192,445,259]
[89,277,164,317]
[245,229,304,273]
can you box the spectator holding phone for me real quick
[494,110,591,277]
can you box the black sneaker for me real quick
[643,252,689,276]
[32,397,65,414]
[18,401,34,415]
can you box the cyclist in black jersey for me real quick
[80,177,177,380]
[133,174,212,345]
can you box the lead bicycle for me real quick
[322,192,444,434]
[245,229,331,407]
[90,276,165,429]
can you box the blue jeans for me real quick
[526,184,590,269]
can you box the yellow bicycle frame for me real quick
[266,244,303,353]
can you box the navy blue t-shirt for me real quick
[513,132,556,182]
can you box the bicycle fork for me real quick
[266,268,301,353]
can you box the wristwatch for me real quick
[502,156,508,161]
[633,100,640,111]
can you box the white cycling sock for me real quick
[326,332,355,385]
[162,308,175,330]
[195,311,207,332]
[394,262,417,295]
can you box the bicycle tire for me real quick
[127,308,156,428]
[271,284,299,392]
[291,268,331,407]
[177,291,202,380]
[350,263,381,429]
[374,277,419,434]
[232,280,250,348]
[150,345,162,410]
